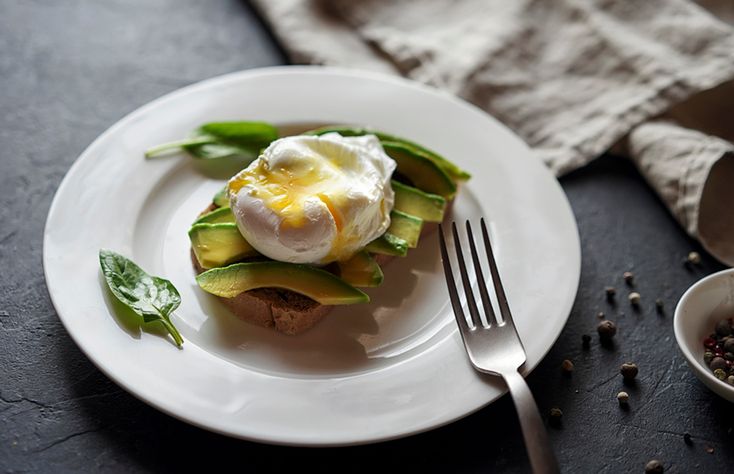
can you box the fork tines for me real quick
[438,219,514,330]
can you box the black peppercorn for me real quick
[597,320,617,339]
[620,362,638,380]
[715,319,732,337]
[710,357,727,371]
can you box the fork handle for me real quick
[503,370,560,474]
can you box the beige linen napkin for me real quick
[252,0,734,265]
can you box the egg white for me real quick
[228,133,396,264]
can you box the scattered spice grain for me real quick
[629,292,641,306]
[620,362,638,380]
[597,320,617,340]
[623,271,634,285]
[645,460,664,474]
[687,251,701,265]
[549,407,563,427]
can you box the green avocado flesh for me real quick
[194,206,235,225]
[392,180,446,223]
[388,210,423,248]
[196,261,369,304]
[365,232,409,257]
[212,185,229,207]
[189,223,258,269]
[305,125,470,181]
[381,141,456,198]
[337,251,384,287]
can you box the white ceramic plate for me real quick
[44,66,580,446]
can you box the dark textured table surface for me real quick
[2,1,732,472]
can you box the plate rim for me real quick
[43,65,581,446]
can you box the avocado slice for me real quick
[337,251,384,287]
[189,223,258,269]
[365,233,409,257]
[194,207,235,225]
[392,180,446,223]
[305,125,470,181]
[388,210,423,248]
[382,141,456,198]
[196,261,369,304]
[212,185,229,208]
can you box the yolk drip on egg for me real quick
[227,133,396,264]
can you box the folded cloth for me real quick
[252,0,734,265]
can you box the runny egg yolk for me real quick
[228,133,396,264]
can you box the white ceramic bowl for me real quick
[674,268,734,402]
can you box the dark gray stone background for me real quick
[1,1,731,472]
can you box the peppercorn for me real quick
[715,319,732,337]
[605,286,616,299]
[704,351,714,365]
[620,362,638,380]
[705,445,714,454]
[655,299,664,312]
[561,359,574,373]
[616,391,629,405]
[725,338,734,353]
[645,459,664,474]
[582,334,591,349]
[597,311,605,319]
[597,320,617,339]
[687,251,701,265]
[623,271,634,285]
[714,368,727,380]
[683,433,692,445]
[548,407,563,428]
[710,357,727,371]
[727,376,734,386]
[629,292,641,306]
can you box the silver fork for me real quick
[439,219,560,474]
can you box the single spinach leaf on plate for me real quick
[145,121,279,161]
[99,249,184,347]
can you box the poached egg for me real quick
[227,132,396,264]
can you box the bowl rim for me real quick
[674,267,734,395]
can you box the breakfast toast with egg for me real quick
[159,123,469,335]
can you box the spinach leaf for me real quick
[99,249,184,347]
[145,121,279,161]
